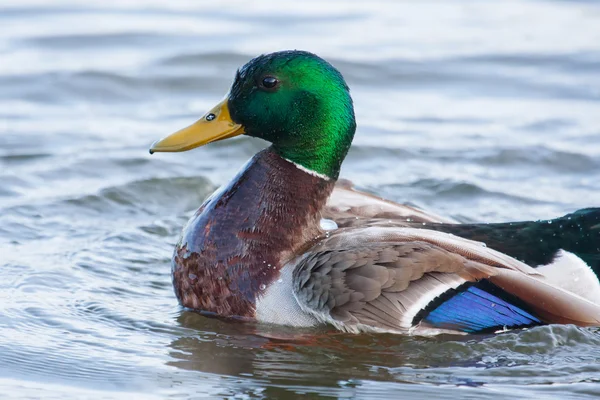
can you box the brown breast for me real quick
[172,147,335,318]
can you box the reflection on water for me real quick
[2,0,600,398]
[167,314,600,398]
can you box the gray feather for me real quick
[291,226,545,332]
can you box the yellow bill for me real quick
[149,97,244,154]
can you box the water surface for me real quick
[2,0,600,398]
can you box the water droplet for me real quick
[259,284,266,290]
[277,279,283,283]
[320,218,338,231]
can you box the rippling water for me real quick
[2,1,600,398]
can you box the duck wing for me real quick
[406,208,600,274]
[327,184,600,275]
[291,227,600,334]
[325,180,456,226]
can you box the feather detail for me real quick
[417,281,541,333]
[292,226,600,334]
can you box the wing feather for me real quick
[291,227,600,334]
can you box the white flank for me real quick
[537,249,600,304]
[255,264,320,327]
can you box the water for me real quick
[2,0,600,398]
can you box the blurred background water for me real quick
[1,0,600,399]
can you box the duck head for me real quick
[150,50,356,179]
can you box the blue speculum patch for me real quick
[422,284,542,333]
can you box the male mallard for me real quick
[150,50,600,334]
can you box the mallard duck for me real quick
[150,50,600,334]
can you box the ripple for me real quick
[156,51,251,68]
[23,32,177,49]
[386,178,547,205]
[64,176,215,216]
[473,146,599,172]
[2,0,600,398]
[167,316,600,392]
[0,152,52,165]
[461,52,600,74]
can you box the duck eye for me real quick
[261,76,279,89]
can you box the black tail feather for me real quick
[420,208,600,275]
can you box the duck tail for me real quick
[549,208,600,273]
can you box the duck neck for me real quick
[271,117,356,180]
[172,147,335,317]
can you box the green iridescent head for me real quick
[150,50,356,179]
[229,51,356,178]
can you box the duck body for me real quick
[151,50,600,335]
[171,148,600,334]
